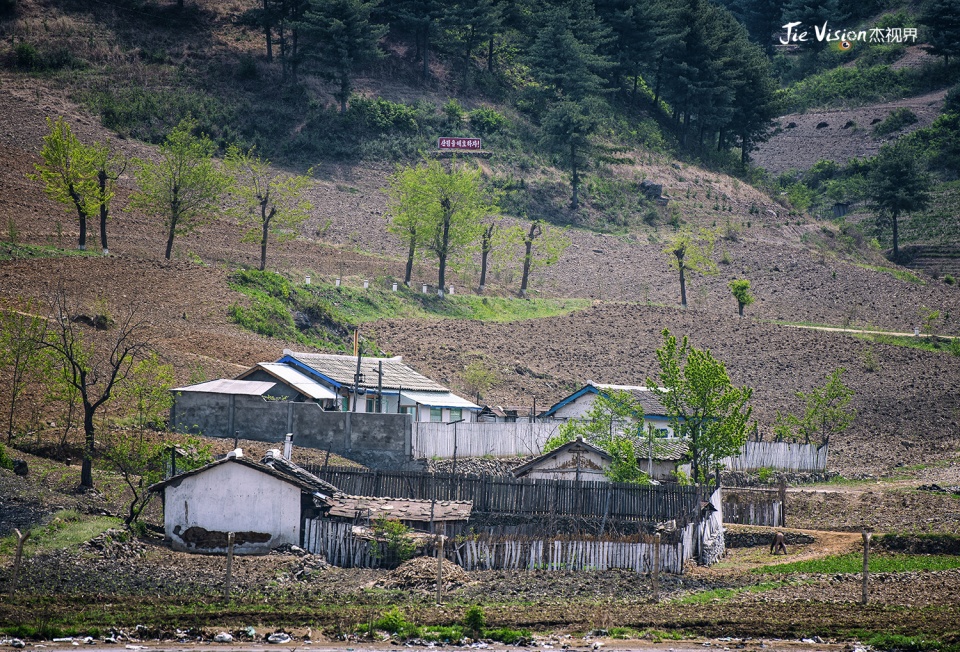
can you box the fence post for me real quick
[861,529,871,605]
[652,533,660,603]
[436,535,444,605]
[10,529,30,594]
[778,477,787,528]
[224,532,235,601]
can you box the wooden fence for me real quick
[720,441,828,473]
[411,421,558,459]
[721,487,783,527]
[304,465,702,522]
[302,518,692,574]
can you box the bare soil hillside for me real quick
[752,88,947,176]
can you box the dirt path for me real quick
[779,323,958,339]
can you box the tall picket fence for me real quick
[304,465,701,523]
[302,519,692,574]
[721,487,783,526]
[720,441,828,472]
[412,422,559,458]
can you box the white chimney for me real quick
[226,448,243,459]
[283,433,293,461]
[265,448,281,460]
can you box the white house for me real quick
[274,350,480,423]
[149,449,335,554]
[541,383,676,437]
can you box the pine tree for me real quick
[919,0,960,65]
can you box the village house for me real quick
[511,437,611,481]
[542,383,675,437]
[148,448,337,555]
[476,405,537,423]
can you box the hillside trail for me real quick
[778,323,958,339]
[686,527,862,580]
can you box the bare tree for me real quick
[38,288,151,489]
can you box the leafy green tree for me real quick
[728,279,754,317]
[114,353,176,432]
[647,330,753,483]
[91,142,126,255]
[386,163,436,286]
[0,301,46,442]
[518,219,569,297]
[38,289,151,489]
[477,218,522,292]
[129,117,233,261]
[663,229,717,308]
[299,0,387,113]
[543,389,650,485]
[867,142,931,261]
[773,367,855,445]
[30,117,98,251]
[225,146,314,271]
[918,0,960,65]
[387,159,496,297]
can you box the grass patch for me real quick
[0,510,122,559]
[755,553,960,575]
[852,333,960,355]
[858,632,958,652]
[227,269,589,350]
[0,242,100,262]
[853,263,924,285]
[670,582,784,604]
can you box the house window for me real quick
[430,407,443,422]
[449,408,462,422]
[366,398,376,413]
[341,396,349,411]
[657,428,670,438]
[400,406,415,416]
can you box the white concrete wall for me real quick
[163,461,302,554]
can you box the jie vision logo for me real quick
[780,22,918,48]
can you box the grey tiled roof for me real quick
[635,438,689,461]
[327,494,473,522]
[282,351,447,392]
[262,455,339,494]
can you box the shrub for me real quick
[350,96,420,132]
[873,107,919,136]
[369,517,416,564]
[13,42,38,70]
[0,443,13,470]
[757,467,773,483]
[944,274,955,285]
[463,605,486,633]
[468,107,507,134]
[442,98,465,127]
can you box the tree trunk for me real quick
[98,170,109,254]
[260,201,274,271]
[404,238,416,286]
[570,143,579,210]
[679,264,687,308]
[68,184,87,251]
[519,222,536,297]
[891,210,900,261]
[81,399,95,488]
[264,0,273,61]
[437,203,451,297]
[738,301,744,317]
[487,36,494,72]
[422,21,430,81]
[479,224,493,292]
[165,212,178,260]
[339,71,349,114]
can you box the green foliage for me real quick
[462,360,499,398]
[773,367,855,445]
[0,510,121,558]
[873,107,919,136]
[462,605,486,633]
[469,107,508,134]
[369,517,416,564]
[483,628,531,645]
[861,633,947,652]
[663,229,717,308]
[366,607,420,638]
[350,96,421,132]
[224,145,314,271]
[648,330,753,483]
[868,141,932,259]
[728,279,754,316]
[755,553,960,575]
[757,467,773,483]
[129,117,233,259]
[0,442,13,470]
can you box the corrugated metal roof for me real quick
[240,363,338,400]
[280,351,447,392]
[400,390,480,410]
[171,379,276,396]
[327,494,473,522]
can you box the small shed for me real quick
[512,438,611,482]
[148,450,335,554]
[636,438,690,482]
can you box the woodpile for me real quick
[377,556,470,591]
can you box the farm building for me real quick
[511,437,611,481]
[542,383,675,437]
[477,405,537,423]
[148,449,336,554]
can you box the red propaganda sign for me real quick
[438,137,482,150]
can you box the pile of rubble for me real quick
[377,556,470,591]
[82,529,148,560]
